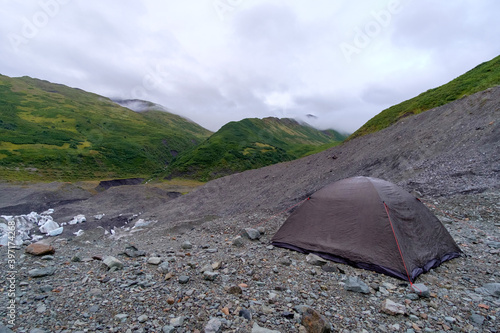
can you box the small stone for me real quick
[410,283,430,298]
[36,304,46,313]
[241,228,261,240]
[251,323,281,333]
[71,254,82,262]
[300,305,333,333]
[147,257,162,265]
[239,309,252,320]
[305,253,327,266]
[232,236,245,247]
[138,314,148,323]
[199,263,213,273]
[211,261,222,270]
[477,283,500,297]
[25,243,55,256]
[28,267,56,278]
[344,276,370,294]
[181,241,193,249]
[124,245,146,258]
[380,299,405,315]
[115,313,128,322]
[321,264,339,273]
[158,261,169,273]
[470,313,485,326]
[444,316,456,323]
[40,255,54,260]
[170,316,184,327]
[203,271,219,281]
[167,297,175,305]
[227,285,243,295]
[103,256,123,270]
[162,326,175,333]
[205,317,222,333]
[178,275,190,284]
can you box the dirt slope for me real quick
[142,86,499,227]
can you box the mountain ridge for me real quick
[165,116,347,181]
[0,75,212,181]
[349,54,500,139]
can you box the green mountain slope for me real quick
[166,117,347,181]
[349,54,500,140]
[0,75,212,181]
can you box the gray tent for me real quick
[271,176,462,282]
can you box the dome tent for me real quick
[271,176,462,282]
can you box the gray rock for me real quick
[475,283,500,297]
[28,267,56,278]
[470,313,485,326]
[138,314,148,323]
[344,276,370,294]
[162,326,175,333]
[178,275,190,284]
[0,324,14,333]
[124,245,146,258]
[232,236,245,247]
[203,271,219,281]
[103,256,123,270]
[486,241,500,249]
[147,257,162,265]
[239,309,252,320]
[181,241,193,249]
[205,317,222,333]
[114,313,128,322]
[170,316,184,327]
[241,228,261,240]
[158,261,169,273]
[380,299,405,315]
[251,323,281,333]
[199,263,214,273]
[410,283,430,298]
[305,253,327,266]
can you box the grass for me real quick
[0,75,212,181]
[165,117,347,181]
[349,55,500,140]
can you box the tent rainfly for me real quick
[271,176,462,282]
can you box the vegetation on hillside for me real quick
[349,54,500,140]
[165,117,347,181]
[0,75,212,181]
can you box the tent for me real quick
[271,176,462,282]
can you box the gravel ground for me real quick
[0,191,499,333]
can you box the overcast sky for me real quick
[1,0,499,133]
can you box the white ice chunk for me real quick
[73,229,84,237]
[68,214,86,225]
[39,220,60,234]
[48,227,63,236]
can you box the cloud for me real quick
[1,0,499,134]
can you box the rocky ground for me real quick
[0,87,499,332]
[0,190,499,333]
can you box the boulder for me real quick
[299,305,333,333]
[381,299,406,315]
[25,243,55,256]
